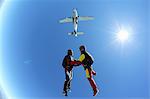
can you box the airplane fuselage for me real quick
[72,9,78,36]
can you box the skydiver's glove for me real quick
[74,60,82,66]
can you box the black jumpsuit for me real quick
[63,55,73,93]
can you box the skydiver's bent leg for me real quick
[86,68,99,96]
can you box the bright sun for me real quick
[116,29,129,43]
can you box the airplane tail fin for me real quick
[68,32,84,36]
[68,32,72,35]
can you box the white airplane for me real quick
[59,8,94,37]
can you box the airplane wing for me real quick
[76,32,84,35]
[79,16,94,21]
[59,17,72,23]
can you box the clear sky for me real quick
[0,0,149,98]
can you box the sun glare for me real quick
[116,29,129,43]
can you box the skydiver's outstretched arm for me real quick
[70,60,82,66]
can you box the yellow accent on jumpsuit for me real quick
[79,54,90,78]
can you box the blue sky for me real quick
[0,0,150,98]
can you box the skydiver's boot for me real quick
[62,91,68,96]
[93,88,99,96]
[92,70,96,76]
